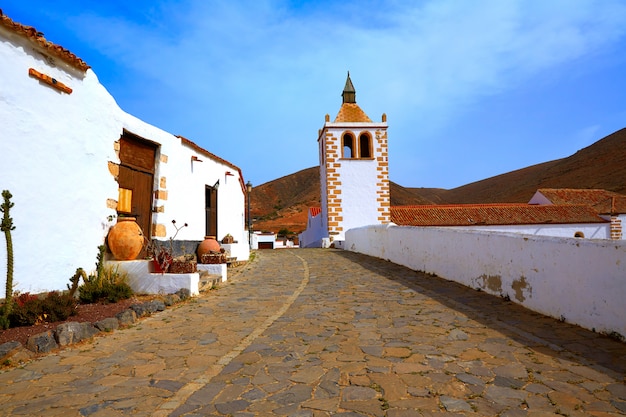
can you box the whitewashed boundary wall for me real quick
[299,213,324,248]
[346,224,626,339]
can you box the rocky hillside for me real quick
[251,127,626,234]
[428,127,626,204]
[249,167,320,235]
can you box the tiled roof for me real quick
[333,103,372,123]
[534,189,626,214]
[0,9,90,72]
[390,204,608,227]
[309,207,322,217]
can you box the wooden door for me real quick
[205,185,218,238]
[118,133,156,257]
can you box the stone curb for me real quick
[0,288,192,366]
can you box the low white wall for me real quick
[108,260,199,296]
[451,222,609,239]
[221,242,249,263]
[346,224,626,339]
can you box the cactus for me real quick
[94,244,106,280]
[0,190,15,329]
[67,268,88,298]
[67,246,106,298]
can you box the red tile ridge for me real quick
[0,9,90,72]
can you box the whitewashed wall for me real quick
[346,224,626,339]
[0,26,247,297]
[314,122,387,245]
[327,124,386,242]
[299,213,323,248]
[162,141,249,261]
[251,232,276,250]
[451,223,609,239]
[157,140,246,242]
[337,155,381,237]
[0,27,119,298]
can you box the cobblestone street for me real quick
[0,249,625,416]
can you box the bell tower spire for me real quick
[341,71,356,104]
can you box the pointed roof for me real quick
[333,72,372,123]
[342,72,356,103]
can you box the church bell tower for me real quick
[318,73,390,245]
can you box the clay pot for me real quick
[107,217,144,260]
[197,236,221,262]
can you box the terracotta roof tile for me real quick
[391,204,608,227]
[0,9,90,72]
[535,188,626,214]
[309,207,321,217]
[333,103,372,123]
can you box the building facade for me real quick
[0,11,249,297]
[301,73,390,248]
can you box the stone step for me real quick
[198,273,222,292]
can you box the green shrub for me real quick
[8,292,41,326]
[41,291,78,321]
[79,282,133,304]
[78,265,133,304]
[8,291,77,327]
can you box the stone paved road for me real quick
[0,249,625,416]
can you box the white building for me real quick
[529,188,625,239]
[250,232,276,250]
[391,203,612,239]
[300,73,390,248]
[0,11,249,297]
[390,188,625,240]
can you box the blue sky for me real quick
[3,1,626,189]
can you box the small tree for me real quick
[0,190,15,329]
[278,228,293,237]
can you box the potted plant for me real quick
[148,220,197,273]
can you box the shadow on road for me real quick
[332,249,626,380]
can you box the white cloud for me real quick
[47,0,626,185]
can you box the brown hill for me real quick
[250,127,626,234]
[435,127,626,204]
[251,168,431,234]
[250,167,320,235]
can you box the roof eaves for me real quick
[0,9,90,72]
[390,204,608,227]
[177,135,247,195]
